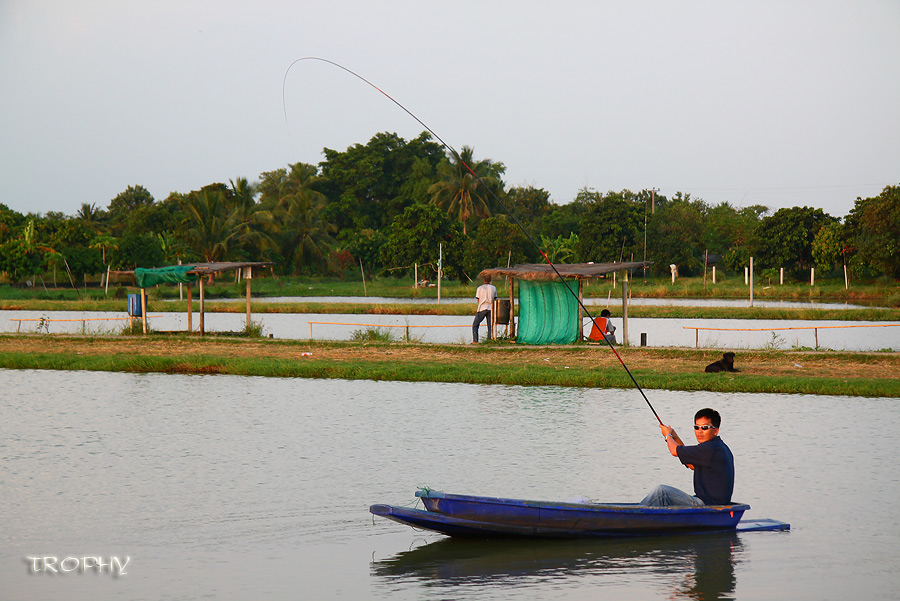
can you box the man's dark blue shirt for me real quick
[676,436,735,505]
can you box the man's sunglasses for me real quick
[694,424,717,430]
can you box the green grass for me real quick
[1,342,897,397]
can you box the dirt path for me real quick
[2,335,898,381]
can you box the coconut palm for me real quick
[428,146,503,235]
[226,177,274,258]
[182,188,234,262]
[271,164,336,274]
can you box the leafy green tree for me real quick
[543,195,590,239]
[107,185,155,235]
[317,132,444,233]
[845,185,900,278]
[342,228,384,276]
[504,186,552,234]
[380,203,464,280]
[108,233,165,269]
[541,233,579,263]
[0,203,26,241]
[462,216,534,279]
[703,202,767,255]
[752,206,836,275]
[812,221,849,274]
[50,246,104,283]
[723,246,750,273]
[429,146,504,235]
[648,196,707,276]
[0,220,44,282]
[575,190,644,263]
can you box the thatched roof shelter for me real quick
[477,261,650,345]
[478,261,651,282]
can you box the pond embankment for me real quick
[2,335,898,397]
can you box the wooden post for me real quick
[509,277,516,339]
[186,282,193,334]
[414,263,418,288]
[622,280,629,346]
[199,276,205,336]
[245,266,252,330]
[844,263,849,289]
[105,264,111,295]
[578,279,584,341]
[140,288,148,334]
[811,267,815,286]
[703,250,708,289]
[437,243,442,304]
[712,265,716,284]
[359,260,367,296]
[749,257,754,307]
[780,267,784,285]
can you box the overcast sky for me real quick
[2,1,898,221]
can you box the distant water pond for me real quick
[3,309,898,351]
[1,369,898,600]
[207,295,876,310]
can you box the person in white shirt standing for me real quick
[472,275,497,343]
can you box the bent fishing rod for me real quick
[283,57,680,442]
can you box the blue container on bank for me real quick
[127,294,142,317]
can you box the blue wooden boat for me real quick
[370,489,789,538]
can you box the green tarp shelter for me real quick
[134,265,199,288]
[116,261,272,336]
[478,262,651,345]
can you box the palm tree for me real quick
[271,164,335,274]
[76,203,104,233]
[226,177,274,258]
[89,234,118,264]
[183,188,234,262]
[428,146,503,235]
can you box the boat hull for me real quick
[369,490,789,539]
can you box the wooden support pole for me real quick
[245,266,252,330]
[140,288,148,334]
[749,256,754,307]
[578,279,584,342]
[199,276,205,337]
[186,282,193,334]
[509,277,516,339]
[622,280,629,346]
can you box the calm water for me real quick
[1,369,898,600]
[3,309,898,350]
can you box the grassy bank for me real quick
[2,335,897,397]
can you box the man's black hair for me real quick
[694,407,721,428]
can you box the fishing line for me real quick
[283,56,668,429]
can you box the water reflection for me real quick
[373,532,740,600]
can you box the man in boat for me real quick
[641,408,735,506]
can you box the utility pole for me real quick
[651,187,659,214]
